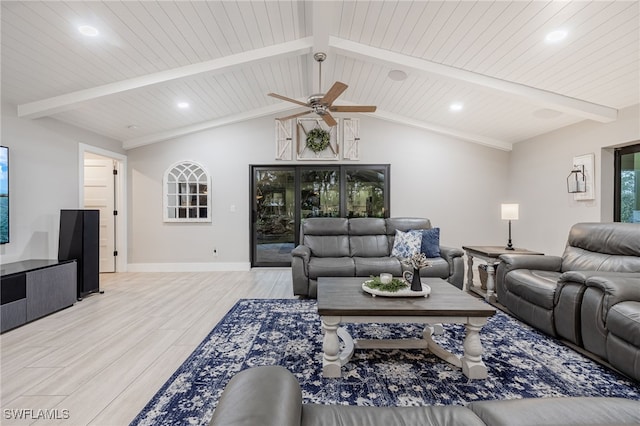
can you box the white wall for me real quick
[508,104,640,256]
[0,104,124,264]
[126,114,511,270]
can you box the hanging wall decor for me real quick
[342,118,360,160]
[274,119,293,160]
[163,161,212,222]
[572,153,595,201]
[296,118,338,160]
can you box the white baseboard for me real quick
[127,262,251,272]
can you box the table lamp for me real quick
[501,203,519,250]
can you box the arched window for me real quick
[163,161,211,222]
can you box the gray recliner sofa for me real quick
[291,217,464,298]
[209,366,640,426]
[496,222,640,381]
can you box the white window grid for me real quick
[163,161,211,222]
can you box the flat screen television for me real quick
[0,146,8,244]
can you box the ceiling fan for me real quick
[268,52,377,127]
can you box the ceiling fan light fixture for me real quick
[388,69,407,81]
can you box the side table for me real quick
[462,246,543,303]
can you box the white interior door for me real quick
[84,153,116,273]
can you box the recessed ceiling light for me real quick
[78,25,99,37]
[449,102,464,112]
[388,70,407,81]
[177,102,190,109]
[545,29,568,44]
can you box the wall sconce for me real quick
[567,165,586,193]
[501,203,519,250]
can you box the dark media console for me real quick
[0,259,77,333]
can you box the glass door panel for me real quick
[345,166,389,218]
[300,168,340,218]
[253,168,295,266]
[250,164,389,267]
[615,143,640,222]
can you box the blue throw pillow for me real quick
[419,228,440,258]
[391,230,422,258]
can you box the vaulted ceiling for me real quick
[2,1,638,151]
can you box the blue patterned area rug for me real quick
[131,299,639,426]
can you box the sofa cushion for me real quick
[390,230,422,258]
[304,235,350,258]
[562,222,640,272]
[354,257,402,277]
[349,217,386,235]
[350,235,389,257]
[607,301,640,347]
[468,396,640,426]
[301,404,485,426]
[421,257,450,279]
[308,257,355,279]
[385,217,431,234]
[506,269,561,309]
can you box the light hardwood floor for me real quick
[0,270,294,425]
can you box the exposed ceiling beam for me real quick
[308,1,337,94]
[122,102,300,150]
[330,37,618,123]
[18,37,314,119]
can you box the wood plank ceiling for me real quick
[2,1,638,151]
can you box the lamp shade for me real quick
[501,203,519,220]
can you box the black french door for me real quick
[614,143,640,222]
[250,164,390,267]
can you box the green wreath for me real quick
[306,128,330,153]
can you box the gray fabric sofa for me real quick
[291,217,464,298]
[209,366,640,426]
[496,222,640,381]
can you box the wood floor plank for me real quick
[0,269,295,425]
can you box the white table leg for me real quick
[461,317,488,379]
[466,253,474,292]
[485,262,497,303]
[322,317,354,378]
[322,316,342,377]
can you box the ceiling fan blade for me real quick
[268,93,309,107]
[277,110,312,121]
[321,82,348,106]
[330,105,377,113]
[321,112,337,127]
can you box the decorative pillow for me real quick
[419,227,441,258]
[391,230,422,258]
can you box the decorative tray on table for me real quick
[362,278,431,298]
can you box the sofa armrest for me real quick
[439,245,464,262]
[584,274,640,321]
[291,244,310,263]
[291,245,311,296]
[439,246,465,289]
[209,366,302,426]
[498,254,562,273]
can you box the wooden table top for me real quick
[462,246,543,257]
[317,277,496,317]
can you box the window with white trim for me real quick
[164,161,211,222]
